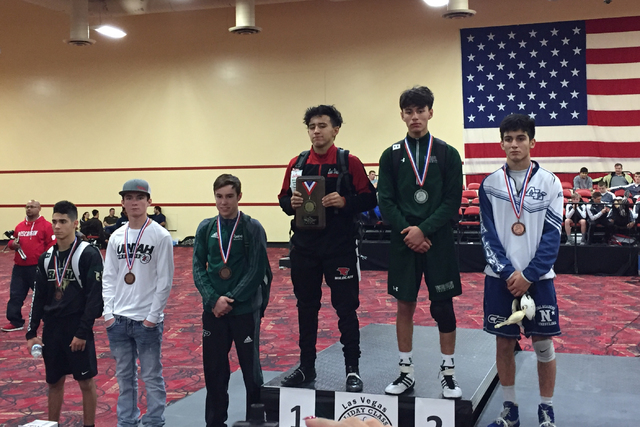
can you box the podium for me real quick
[261,324,498,427]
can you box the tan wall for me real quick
[1,0,639,241]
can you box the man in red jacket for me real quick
[2,200,55,332]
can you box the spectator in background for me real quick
[609,172,640,202]
[572,167,593,190]
[564,192,587,245]
[587,192,612,243]
[2,200,56,332]
[609,198,634,232]
[81,210,106,248]
[80,212,90,229]
[149,206,167,228]
[368,170,378,188]
[104,209,128,237]
[103,208,118,228]
[596,182,615,206]
[594,163,633,188]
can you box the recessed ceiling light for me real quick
[424,0,449,6]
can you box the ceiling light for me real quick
[424,0,449,6]
[95,25,127,39]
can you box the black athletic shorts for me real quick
[42,316,98,384]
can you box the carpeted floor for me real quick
[0,247,638,426]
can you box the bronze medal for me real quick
[54,289,63,301]
[511,221,526,236]
[219,266,232,280]
[124,272,136,285]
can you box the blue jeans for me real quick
[107,315,166,427]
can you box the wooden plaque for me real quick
[295,176,326,229]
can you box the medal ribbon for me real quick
[404,134,433,187]
[53,236,79,289]
[303,181,317,196]
[217,212,242,265]
[124,218,152,273]
[502,162,533,221]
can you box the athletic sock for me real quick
[399,351,413,365]
[503,385,516,404]
[441,353,455,367]
[541,396,553,406]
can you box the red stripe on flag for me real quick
[586,16,640,34]
[586,46,640,64]
[587,78,640,95]
[587,110,640,126]
[465,141,639,159]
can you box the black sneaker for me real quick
[281,366,316,387]
[346,366,363,392]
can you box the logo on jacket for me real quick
[526,186,547,201]
[335,267,354,280]
[327,167,340,176]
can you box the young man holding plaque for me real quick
[193,174,269,427]
[377,86,464,398]
[278,105,377,392]
[26,201,103,427]
[102,179,174,427]
[479,114,563,427]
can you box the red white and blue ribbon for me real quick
[54,236,79,289]
[404,134,433,187]
[217,212,242,265]
[303,181,317,196]
[124,217,151,272]
[502,162,533,220]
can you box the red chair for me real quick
[467,183,481,190]
[561,181,572,189]
[462,190,478,199]
[614,189,626,197]
[470,197,480,206]
[458,206,481,243]
[562,189,572,198]
[460,197,469,208]
[576,189,592,198]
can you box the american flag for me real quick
[461,16,640,179]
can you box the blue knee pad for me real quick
[430,299,456,333]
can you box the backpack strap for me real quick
[45,241,91,288]
[335,148,352,196]
[293,150,310,170]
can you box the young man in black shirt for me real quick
[26,201,104,427]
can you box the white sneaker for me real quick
[439,366,462,399]
[385,363,415,395]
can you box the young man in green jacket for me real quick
[378,86,463,398]
[193,174,269,427]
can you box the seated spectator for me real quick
[596,182,615,205]
[593,162,633,188]
[149,206,167,228]
[103,207,118,227]
[368,170,378,188]
[609,171,640,202]
[564,192,587,245]
[587,192,612,242]
[609,198,634,232]
[573,167,593,190]
[104,208,128,236]
[80,209,106,247]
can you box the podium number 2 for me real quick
[291,405,300,427]
[427,415,443,427]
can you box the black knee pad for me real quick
[430,299,456,333]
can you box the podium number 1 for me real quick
[291,405,300,427]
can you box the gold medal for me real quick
[124,272,136,285]
[303,199,317,213]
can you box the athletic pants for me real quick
[6,264,36,327]
[202,310,263,427]
[290,247,360,368]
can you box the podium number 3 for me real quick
[291,405,301,427]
